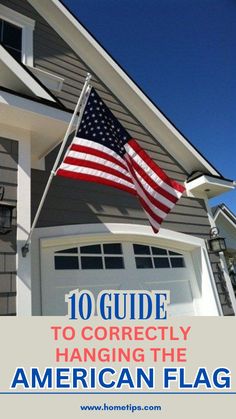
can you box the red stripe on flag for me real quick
[125,155,171,214]
[57,169,137,196]
[128,139,185,194]
[126,153,179,204]
[70,143,128,172]
[125,154,171,230]
[138,195,163,225]
[64,157,132,184]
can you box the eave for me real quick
[0,88,73,163]
[186,175,235,199]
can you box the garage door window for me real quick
[54,243,124,270]
[133,244,185,269]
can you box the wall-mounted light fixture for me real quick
[207,227,227,253]
[0,186,16,234]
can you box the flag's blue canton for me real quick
[77,88,131,157]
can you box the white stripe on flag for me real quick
[142,210,161,232]
[73,138,126,166]
[67,149,131,178]
[125,155,167,219]
[59,162,136,190]
[126,160,175,209]
[125,142,182,199]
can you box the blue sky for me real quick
[63,0,236,213]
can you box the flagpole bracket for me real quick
[86,72,91,82]
[21,243,30,258]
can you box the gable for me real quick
[28,0,225,178]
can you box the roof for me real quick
[213,204,236,226]
[28,0,227,178]
[0,44,64,105]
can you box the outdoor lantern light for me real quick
[207,227,227,253]
[0,186,15,234]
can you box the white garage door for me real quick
[41,240,198,316]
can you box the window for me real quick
[0,19,22,61]
[0,4,35,65]
[133,244,185,269]
[54,243,125,270]
[54,247,79,270]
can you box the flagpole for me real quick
[21,73,92,257]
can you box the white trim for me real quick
[28,66,64,92]
[0,89,73,161]
[16,134,32,315]
[38,223,207,250]
[0,46,56,102]
[0,88,68,120]
[0,4,35,29]
[1,127,32,315]
[31,223,222,316]
[186,175,235,199]
[0,123,29,144]
[0,3,35,66]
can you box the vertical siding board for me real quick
[31,169,210,234]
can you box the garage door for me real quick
[40,241,197,316]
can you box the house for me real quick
[0,0,235,316]
[213,204,236,260]
[212,204,236,276]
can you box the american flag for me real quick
[57,87,185,233]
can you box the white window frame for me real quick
[133,244,185,269]
[0,4,35,66]
[54,243,125,271]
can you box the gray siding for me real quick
[32,167,210,238]
[0,137,17,316]
[32,136,211,239]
